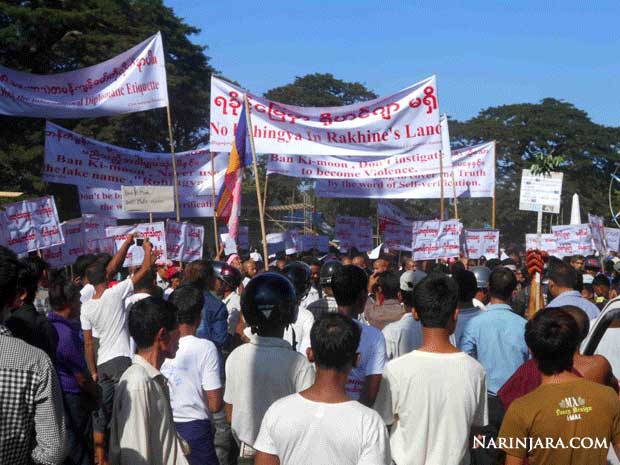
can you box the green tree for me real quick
[449,98,620,245]
[0,0,215,217]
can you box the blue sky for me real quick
[165,0,620,126]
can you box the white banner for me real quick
[440,115,454,168]
[519,169,563,214]
[316,141,495,199]
[298,235,330,253]
[105,222,167,267]
[166,221,204,262]
[43,122,227,194]
[219,226,249,251]
[210,75,441,156]
[552,224,593,257]
[0,33,168,118]
[588,214,607,255]
[412,220,462,260]
[383,223,412,252]
[526,233,561,257]
[463,230,499,259]
[266,232,288,256]
[0,196,64,254]
[606,228,620,253]
[336,216,373,252]
[79,186,214,219]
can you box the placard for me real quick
[106,222,166,267]
[463,229,499,259]
[588,214,607,256]
[525,233,560,257]
[166,220,204,262]
[122,185,175,213]
[298,235,329,253]
[605,228,620,253]
[552,224,593,257]
[519,169,563,214]
[336,216,373,252]
[383,223,412,251]
[412,220,462,260]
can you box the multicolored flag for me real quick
[215,105,253,240]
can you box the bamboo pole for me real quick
[439,150,445,220]
[211,151,219,252]
[451,171,459,219]
[262,173,269,214]
[491,140,497,229]
[165,106,181,222]
[244,95,269,271]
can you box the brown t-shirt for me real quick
[498,379,620,465]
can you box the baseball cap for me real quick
[400,270,427,292]
[585,258,601,270]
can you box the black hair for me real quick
[400,290,414,308]
[488,268,517,301]
[0,246,20,309]
[570,254,585,263]
[485,258,501,270]
[74,254,97,279]
[16,259,39,303]
[48,278,81,312]
[376,271,400,299]
[452,269,478,302]
[593,274,610,289]
[86,261,107,286]
[134,268,157,293]
[22,256,48,282]
[332,265,368,307]
[525,307,579,375]
[309,259,321,268]
[561,305,590,344]
[412,273,459,328]
[183,260,214,289]
[548,260,577,289]
[429,263,449,275]
[310,313,361,372]
[169,285,205,326]
[128,297,178,349]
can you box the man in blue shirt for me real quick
[547,259,600,320]
[461,267,528,465]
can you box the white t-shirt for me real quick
[284,307,314,356]
[161,335,222,423]
[374,350,488,465]
[254,393,391,465]
[164,287,174,300]
[80,283,95,303]
[382,313,423,360]
[346,320,386,400]
[224,335,315,446]
[223,291,241,336]
[80,279,135,366]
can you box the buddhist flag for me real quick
[215,106,252,240]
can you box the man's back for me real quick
[374,350,487,465]
[5,303,58,362]
[224,335,314,446]
[548,290,600,320]
[0,327,66,465]
[454,306,482,350]
[499,379,620,465]
[382,313,422,360]
[255,393,390,465]
[346,320,386,400]
[196,291,228,349]
[460,304,529,395]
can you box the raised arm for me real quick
[131,239,154,286]
[106,233,135,281]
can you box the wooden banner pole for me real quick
[165,106,181,222]
[439,150,445,220]
[244,96,269,271]
[262,173,269,214]
[492,140,497,229]
[210,151,219,253]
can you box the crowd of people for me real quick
[1,238,620,465]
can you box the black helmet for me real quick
[241,272,298,329]
[211,261,242,290]
[319,260,343,287]
[281,261,311,301]
[471,266,491,289]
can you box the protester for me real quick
[161,286,222,465]
[332,265,386,406]
[224,273,314,462]
[109,297,186,465]
[302,259,323,307]
[461,267,528,465]
[80,234,154,465]
[281,262,315,355]
[352,254,367,270]
[25,255,52,314]
[498,307,620,465]
[584,256,602,277]
[0,246,67,465]
[6,257,59,362]
[227,253,242,271]
[402,257,415,271]
[164,267,182,300]
[570,254,586,272]
[381,270,424,359]
[254,313,391,465]
[242,258,258,286]
[341,255,353,266]
[470,265,491,309]
[364,270,404,329]
[452,268,484,348]
[306,260,342,319]
[374,273,488,465]
[211,262,243,341]
[546,260,600,319]
[48,278,101,465]
[74,254,98,303]
[592,274,611,310]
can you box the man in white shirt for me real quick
[241,259,257,287]
[161,286,223,465]
[382,270,425,360]
[224,273,315,462]
[109,297,187,465]
[374,273,488,465]
[332,265,387,406]
[80,235,155,465]
[254,313,390,465]
[281,262,315,356]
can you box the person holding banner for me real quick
[80,234,154,465]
